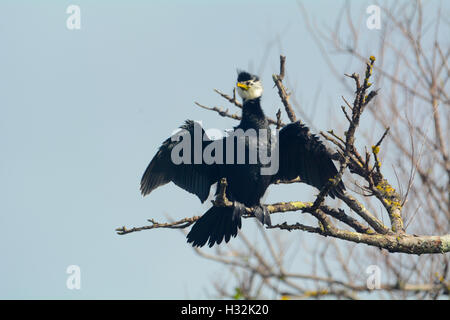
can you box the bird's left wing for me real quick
[273,121,345,199]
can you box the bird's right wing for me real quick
[140,120,219,203]
[273,121,345,199]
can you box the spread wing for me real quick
[140,120,220,203]
[274,121,345,199]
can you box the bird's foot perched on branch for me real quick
[212,178,271,226]
[232,201,246,221]
[253,204,272,227]
[211,178,233,207]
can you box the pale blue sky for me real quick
[1,0,443,299]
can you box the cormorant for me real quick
[140,71,345,247]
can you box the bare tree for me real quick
[117,0,449,299]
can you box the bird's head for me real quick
[236,70,263,101]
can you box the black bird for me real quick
[140,71,345,247]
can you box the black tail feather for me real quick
[187,206,242,247]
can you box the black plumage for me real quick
[140,71,345,247]
[140,121,219,203]
[275,121,345,199]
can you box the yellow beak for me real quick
[237,82,249,90]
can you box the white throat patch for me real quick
[237,80,263,100]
